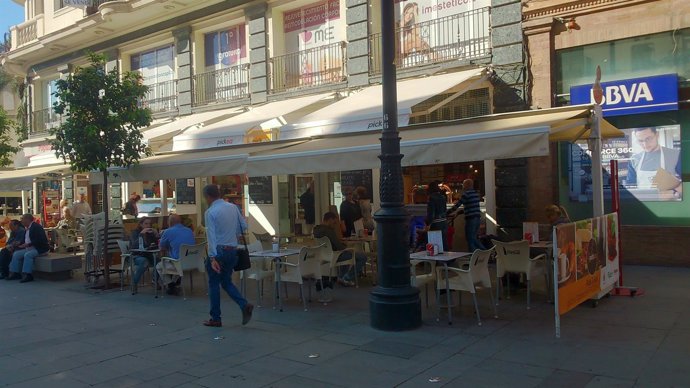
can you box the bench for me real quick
[34,253,83,280]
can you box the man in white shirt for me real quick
[71,194,92,221]
[202,185,253,327]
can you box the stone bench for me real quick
[34,253,83,280]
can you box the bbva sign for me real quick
[570,74,678,117]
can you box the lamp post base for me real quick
[370,285,421,331]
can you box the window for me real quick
[131,45,175,86]
[203,24,247,71]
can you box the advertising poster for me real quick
[394,0,490,66]
[283,0,344,86]
[569,124,682,202]
[204,23,247,69]
[555,213,619,315]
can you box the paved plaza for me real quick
[0,265,688,388]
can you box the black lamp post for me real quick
[369,0,422,331]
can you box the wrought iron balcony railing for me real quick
[192,64,250,107]
[369,7,491,75]
[270,41,347,94]
[141,79,178,114]
[31,107,62,136]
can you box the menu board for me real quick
[176,178,196,205]
[341,169,374,201]
[248,176,273,205]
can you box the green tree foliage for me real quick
[51,52,152,287]
[0,106,19,167]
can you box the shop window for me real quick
[409,87,490,125]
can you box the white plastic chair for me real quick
[117,240,132,291]
[159,242,207,300]
[492,239,547,309]
[435,248,497,325]
[411,259,436,308]
[315,236,358,288]
[253,232,273,251]
[276,246,324,311]
[241,240,275,306]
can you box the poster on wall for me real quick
[555,213,619,316]
[283,0,344,86]
[248,176,273,205]
[204,23,247,69]
[394,0,491,66]
[569,124,682,202]
[176,178,196,205]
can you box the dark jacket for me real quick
[313,224,347,251]
[7,227,26,246]
[427,192,448,225]
[299,191,316,225]
[25,223,50,254]
[123,200,139,217]
[340,200,362,237]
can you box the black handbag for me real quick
[234,214,252,271]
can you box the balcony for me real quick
[10,15,43,49]
[192,64,250,107]
[31,107,62,137]
[141,80,178,115]
[369,7,491,75]
[269,41,347,94]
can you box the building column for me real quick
[484,160,497,235]
[174,26,193,116]
[495,158,528,240]
[490,0,526,113]
[346,0,369,87]
[246,3,269,104]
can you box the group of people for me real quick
[300,184,375,238]
[426,178,485,252]
[0,214,49,283]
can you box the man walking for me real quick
[7,214,50,283]
[202,185,253,327]
[450,179,486,252]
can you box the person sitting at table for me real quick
[129,217,160,294]
[123,193,141,218]
[546,205,570,227]
[313,212,366,287]
[0,220,25,280]
[7,214,50,283]
[157,214,195,295]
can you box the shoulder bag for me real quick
[234,213,252,271]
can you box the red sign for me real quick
[284,0,340,33]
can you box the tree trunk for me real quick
[102,169,111,289]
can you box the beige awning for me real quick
[248,105,620,176]
[0,164,69,191]
[548,105,623,142]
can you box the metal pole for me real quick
[369,0,421,331]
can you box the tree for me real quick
[0,106,19,167]
[51,53,152,288]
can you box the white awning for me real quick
[172,93,336,151]
[0,164,69,191]
[249,105,615,176]
[280,68,489,139]
[143,107,245,152]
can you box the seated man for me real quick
[313,212,366,287]
[1,220,26,279]
[157,214,195,295]
[7,214,50,283]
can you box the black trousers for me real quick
[0,248,12,275]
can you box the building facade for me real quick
[524,0,690,265]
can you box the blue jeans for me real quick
[10,248,40,274]
[465,217,486,252]
[132,256,158,285]
[337,251,367,282]
[206,247,248,322]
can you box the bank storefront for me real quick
[555,29,689,264]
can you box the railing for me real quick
[270,41,346,94]
[31,107,62,136]
[369,7,491,75]
[141,79,178,114]
[15,20,37,47]
[192,64,250,107]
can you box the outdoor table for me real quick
[343,235,375,252]
[410,251,472,324]
[249,249,301,312]
[131,248,161,298]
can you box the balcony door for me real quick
[203,24,248,102]
[131,45,175,113]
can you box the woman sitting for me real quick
[129,217,160,294]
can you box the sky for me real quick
[0,0,24,38]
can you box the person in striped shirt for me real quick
[449,179,486,252]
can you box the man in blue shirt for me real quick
[450,179,486,252]
[202,185,253,327]
[158,214,196,295]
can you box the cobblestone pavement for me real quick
[0,265,688,387]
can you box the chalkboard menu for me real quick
[248,176,273,205]
[341,169,374,202]
[176,178,196,205]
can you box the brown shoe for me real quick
[242,304,254,325]
[203,320,222,327]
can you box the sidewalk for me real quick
[0,265,688,388]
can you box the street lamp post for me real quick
[369,0,422,331]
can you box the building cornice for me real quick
[523,0,657,31]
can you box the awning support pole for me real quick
[590,67,605,218]
[369,0,421,331]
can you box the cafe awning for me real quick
[248,105,621,176]
[279,68,490,139]
[172,92,336,151]
[0,164,69,191]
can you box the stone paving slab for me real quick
[0,265,688,387]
